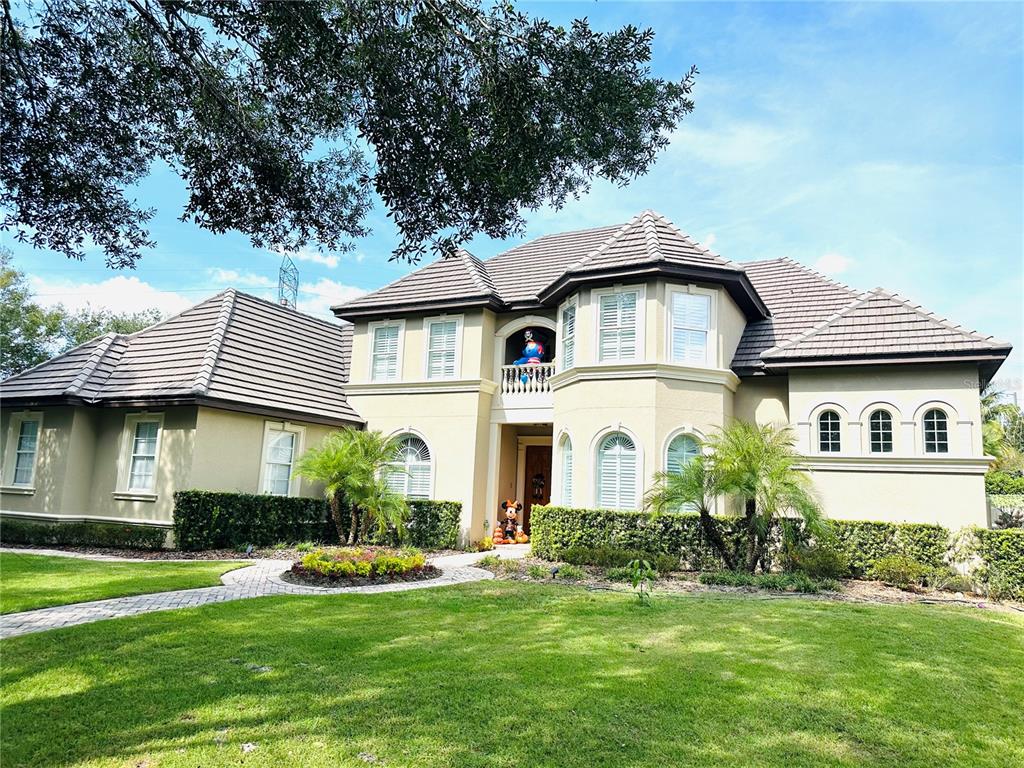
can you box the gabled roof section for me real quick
[333,248,501,319]
[2,290,362,425]
[761,288,1012,365]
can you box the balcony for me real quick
[494,362,555,420]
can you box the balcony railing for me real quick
[500,362,556,396]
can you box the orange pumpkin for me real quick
[515,532,529,544]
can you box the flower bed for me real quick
[286,547,439,587]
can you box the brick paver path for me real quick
[0,545,529,639]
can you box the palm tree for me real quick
[705,422,824,572]
[647,421,824,573]
[645,455,737,570]
[981,384,1024,471]
[294,428,409,545]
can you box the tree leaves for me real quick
[1,0,694,267]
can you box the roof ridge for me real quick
[570,212,646,270]
[640,210,662,262]
[456,248,496,295]
[651,211,739,268]
[0,334,110,385]
[192,289,237,395]
[875,288,1011,346]
[63,332,121,397]
[761,289,874,357]
[776,256,858,295]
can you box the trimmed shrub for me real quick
[294,547,428,580]
[973,528,1024,601]
[985,472,1024,495]
[0,518,167,550]
[530,505,947,576]
[331,499,462,550]
[869,555,930,589]
[530,506,746,570]
[173,491,332,550]
[555,563,586,581]
[561,545,678,574]
[785,541,851,579]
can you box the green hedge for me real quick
[333,499,462,550]
[529,506,949,575]
[973,528,1024,600]
[0,518,167,550]
[985,472,1024,495]
[172,491,333,550]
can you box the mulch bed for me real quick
[281,564,442,588]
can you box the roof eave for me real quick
[762,348,1013,370]
[331,294,504,321]
[536,263,770,320]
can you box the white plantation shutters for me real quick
[560,435,574,505]
[667,434,700,476]
[387,435,431,499]
[598,291,639,362]
[426,320,458,379]
[670,292,711,365]
[561,304,576,370]
[128,420,160,491]
[597,432,637,510]
[371,324,400,381]
[262,429,297,495]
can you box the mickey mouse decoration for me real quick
[493,500,528,545]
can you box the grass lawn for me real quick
[1,582,1022,768]
[0,553,244,614]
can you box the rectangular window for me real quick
[263,429,297,496]
[598,290,639,362]
[12,419,39,486]
[426,319,458,379]
[670,292,711,365]
[127,420,160,491]
[561,304,576,370]
[371,324,400,381]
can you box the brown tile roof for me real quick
[334,210,762,316]
[734,258,1011,371]
[2,291,361,425]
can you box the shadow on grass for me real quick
[1,583,1022,768]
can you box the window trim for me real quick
[422,314,464,380]
[116,412,164,498]
[817,410,842,454]
[592,284,646,365]
[385,430,434,500]
[367,319,405,383]
[3,411,43,490]
[922,408,950,454]
[557,431,574,506]
[868,409,894,454]
[592,426,643,510]
[558,295,578,372]
[259,420,306,497]
[665,284,717,367]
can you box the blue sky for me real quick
[8,2,1023,395]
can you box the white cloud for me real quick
[276,248,340,269]
[298,277,366,319]
[813,252,854,275]
[702,233,717,250]
[207,268,275,289]
[668,122,802,168]
[27,274,199,316]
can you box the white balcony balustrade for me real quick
[500,362,556,396]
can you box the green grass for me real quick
[1,582,1021,767]
[0,553,244,613]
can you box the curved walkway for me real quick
[0,546,528,639]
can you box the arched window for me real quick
[869,410,893,453]
[666,434,700,475]
[386,434,431,499]
[596,432,637,510]
[818,410,841,453]
[923,409,948,454]
[560,435,573,506]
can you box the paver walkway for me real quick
[0,545,529,639]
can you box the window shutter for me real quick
[598,294,619,362]
[561,438,573,505]
[597,433,637,510]
[372,325,399,381]
[561,305,576,369]
[427,320,457,378]
[388,435,432,499]
[667,435,700,476]
[618,292,637,360]
[671,293,710,365]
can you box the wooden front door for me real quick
[522,445,552,533]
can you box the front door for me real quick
[522,445,552,533]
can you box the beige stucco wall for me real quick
[734,376,790,427]
[1,404,342,528]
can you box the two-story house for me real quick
[1,211,1011,542]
